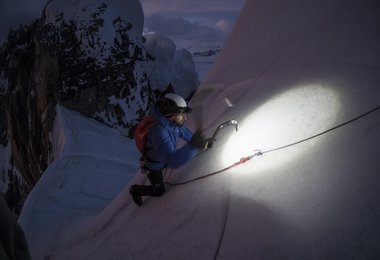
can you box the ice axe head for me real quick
[217,120,238,132]
[206,119,238,150]
[229,120,238,132]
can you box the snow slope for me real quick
[18,106,140,260]
[20,0,380,259]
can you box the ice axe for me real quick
[204,120,238,150]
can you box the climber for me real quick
[130,93,206,206]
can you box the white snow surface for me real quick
[19,0,380,259]
[18,105,140,260]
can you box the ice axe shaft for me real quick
[205,120,238,150]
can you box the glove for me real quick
[189,128,206,150]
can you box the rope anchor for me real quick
[237,149,263,164]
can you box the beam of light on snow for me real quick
[221,85,341,173]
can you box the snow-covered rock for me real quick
[172,48,199,99]
[44,0,144,66]
[40,0,153,133]
[144,34,176,92]
[144,33,199,99]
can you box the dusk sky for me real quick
[0,0,245,46]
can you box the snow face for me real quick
[19,105,140,260]
[222,84,341,171]
[20,0,380,259]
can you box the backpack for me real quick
[134,115,157,158]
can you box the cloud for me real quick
[140,0,244,16]
[140,0,243,46]
[144,14,228,44]
[0,0,243,46]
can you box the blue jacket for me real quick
[144,106,197,171]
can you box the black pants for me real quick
[133,169,165,197]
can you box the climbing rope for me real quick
[165,150,262,186]
[261,105,380,154]
[165,105,380,186]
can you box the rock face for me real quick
[40,0,155,135]
[0,0,199,213]
[0,23,49,213]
